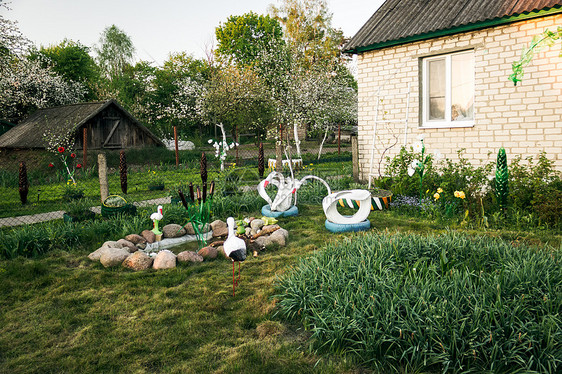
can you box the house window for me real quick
[422,50,474,128]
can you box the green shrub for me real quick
[275,232,562,372]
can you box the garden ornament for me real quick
[150,205,164,239]
[322,189,372,225]
[224,217,247,296]
[258,171,332,212]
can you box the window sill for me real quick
[420,122,474,129]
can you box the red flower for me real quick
[70,153,76,158]
[58,146,65,153]
[76,163,82,169]
[48,163,54,168]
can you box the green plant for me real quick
[275,231,562,372]
[64,198,95,222]
[496,147,509,210]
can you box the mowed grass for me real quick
[0,204,362,373]
[0,205,560,373]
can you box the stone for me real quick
[198,246,218,259]
[217,245,226,258]
[250,218,264,231]
[245,227,252,236]
[117,239,137,253]
[276,228,289,240]
[141,230,156,244]
[269,230,286,246]
[153,250,177,269]
[255,236,272,249]
[136,243,147,250]
[124,234,146,244]
[88,246,110,261]
[122,251,153,271]
[250,229,258,237]
[183,222,196,235]
[102,240,123,249]
[184,222,209,235]
[162,224,186,238]
[177,251,204,263]
[211,220,228,237]
[100,248,130,268]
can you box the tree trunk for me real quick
[318,127,330,160]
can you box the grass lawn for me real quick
[0,204,560,373]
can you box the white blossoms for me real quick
[209,139,239,161]
[408,159,420,176]
[413,142,423,153]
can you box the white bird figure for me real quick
[150,205,164,235]
[224,217,246,262]
[322,189,372,224]
[257,171,332,212]
[224,217,246,296]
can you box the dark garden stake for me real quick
[200,152,207,185]
[495,147,509,211]
[258,142,265,178]
[19,161,29,205]
[119,150,128,194]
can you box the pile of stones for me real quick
[87,218,289,271]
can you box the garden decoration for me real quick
[177,181,215,249]
[150,205,164,241]
[208,123,238,171]
[258,142,265,178]
[258,171,331,217]
[119,150,127,194]
[495,147,509,211]
[101,195,137,217]
[224,217,247,297]
[19,161,28,205]
[407,135,441,204]
[323,189,372,233]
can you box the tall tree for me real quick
[29,40,100,100]
[95,25,135,79]
[269,0,344,66]
[215,12,284,66]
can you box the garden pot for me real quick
[101,203,137,218]
[369,188,393,210]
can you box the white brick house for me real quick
[343,0,562,182]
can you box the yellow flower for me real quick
[454,190,466,199]
[437,188,443,193]
[433,193,440,200]
[454,191,460,198]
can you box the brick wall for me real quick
[356,14,562,182]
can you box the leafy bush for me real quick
[275,232,562,373]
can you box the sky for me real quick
[1,0,385,66]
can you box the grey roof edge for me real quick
[343,3,562,54]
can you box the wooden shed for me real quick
[0,99,164,150]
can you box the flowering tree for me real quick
[0,13,85,120]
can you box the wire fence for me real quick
[0,141,352,228]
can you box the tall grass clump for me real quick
[275,232,562,373]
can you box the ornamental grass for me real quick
[275,231,562,373]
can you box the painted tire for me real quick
[261,204,299,218]
[325,219,371,233]
[337,195,392,211]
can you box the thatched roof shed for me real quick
[0,99,163,150]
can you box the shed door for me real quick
[102,118,122,148]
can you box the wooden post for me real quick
[338,123,341,155]
[83,127,88,169]
[352,135,359,183]
[98,153,109,203]
[275,141,283,172]
[173,126,179,168]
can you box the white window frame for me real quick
[421,50,474,128]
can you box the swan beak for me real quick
[291,188,296,194]
[264,181,269,187]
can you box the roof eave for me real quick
[343,6,562,55]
